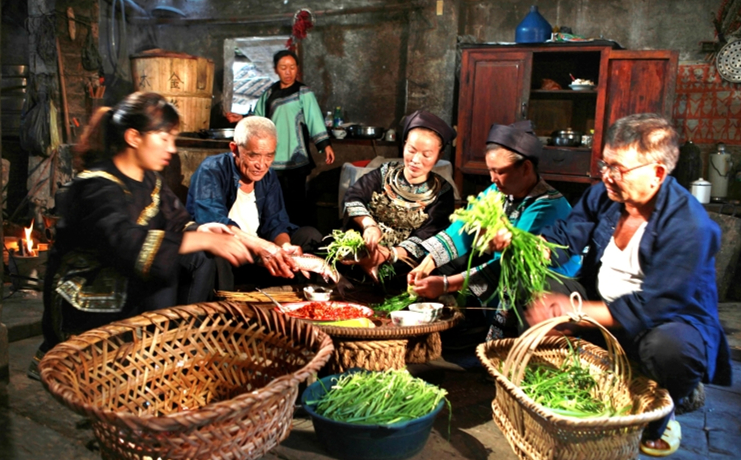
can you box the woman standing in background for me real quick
[253,50,335,226]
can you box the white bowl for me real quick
[569,84,595,91]
[408,302,444,322]
[303,286,333,301]
[390,310,430,327]
[332,129,347,139]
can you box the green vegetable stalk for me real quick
[321,229,368,271]
[372,291,418,314]
[451,189,568,316]
[517,341,630,418]
[307,369,451,427]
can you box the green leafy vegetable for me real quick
[307,369,450,426]
[451,189,568,316]
[517,341,630,418]
[321,229,367,271]
[372,291,418,313]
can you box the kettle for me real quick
[690,178,711,204]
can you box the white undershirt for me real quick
[228,188,260,237]
[597,222,647,303]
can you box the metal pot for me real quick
[551,128,582,147]
[346,124,385,140]
[199,128,234,140]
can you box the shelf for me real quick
[530,89,598,95]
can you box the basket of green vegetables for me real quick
[476,294,674,460]
[301,368,449,460]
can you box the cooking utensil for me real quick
[551,128,582,147]
[345,124,385,140]
[256,288,290,313]
[203,128,234,139]
[716,39,741,83]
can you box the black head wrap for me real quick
[401,110,456,147]
[486,120,542,159]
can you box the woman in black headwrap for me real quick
[341,110,457,282]
[408,120,581,339]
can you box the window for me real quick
[222,36,290,115]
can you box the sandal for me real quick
[640,420,681,457]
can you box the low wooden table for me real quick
[316,312,463,373]
[216,287,463,373]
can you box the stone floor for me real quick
[1,288,740,460]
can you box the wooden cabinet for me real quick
[454,44,677,190]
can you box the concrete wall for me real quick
[100,0,719,132]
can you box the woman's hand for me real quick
[323,146,335,165]
[410,275,446,299]
[340,246,390,282]
[362,225,383,252]
[407,255,436,285]
[487,228,513,253]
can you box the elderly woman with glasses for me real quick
[515,113,732,457]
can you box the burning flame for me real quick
[22,220,38,257]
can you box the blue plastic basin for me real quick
[301,372,445,460]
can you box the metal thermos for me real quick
[690,178,711,204]
[708,143,732,202]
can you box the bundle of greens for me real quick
[372,290,418,314]
[321,229,367,270]
[451,189,567,315]
[517,342,630,418]
[308,369,450,425]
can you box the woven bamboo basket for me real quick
[39,301,334,460]
[476,305,674,460]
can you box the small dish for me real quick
[408,302,444,322]
[569,84,596,91]
[390,310,430,327]
[303,286,333,301]
[332,129,347,139]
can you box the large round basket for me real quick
[476,312,674,460]
[39,301,334,460]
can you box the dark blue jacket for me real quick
[185,152,298,242]
[543,176,731,385]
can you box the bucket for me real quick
[130,49,214,133]
[301,371,445,460]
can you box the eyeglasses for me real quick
[597,160,655,181]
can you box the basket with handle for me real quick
[39,301,334,460]
[476,293,674,460]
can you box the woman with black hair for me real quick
[408,121,580,339]
[29,92,255,376]
[253,49,335,226]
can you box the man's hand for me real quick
[524,292,570,326]
[256,242,298,278]
[197,222,235,235]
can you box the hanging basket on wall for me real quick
[286,8,315,51]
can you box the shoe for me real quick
[675,383,705,415]
[640,420,681,457]
[26,348,46,381]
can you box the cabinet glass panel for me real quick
[528,51,600,141]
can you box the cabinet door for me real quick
[602,50,678,130]
[456,50,531,187]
